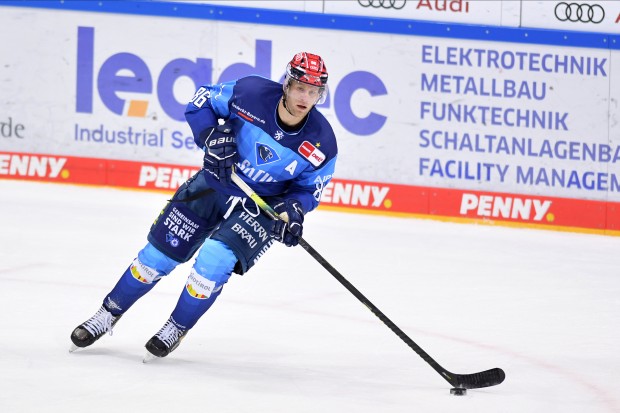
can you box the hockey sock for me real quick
[168,269,224,330]
[104,243,179,316]
[168,239,236,330]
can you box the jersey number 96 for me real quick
[190,87,210,108]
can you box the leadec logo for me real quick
[75,27,388,136]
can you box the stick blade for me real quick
[452,368,505,389]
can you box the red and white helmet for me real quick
[286,52,328,87]
[284,52,329,104]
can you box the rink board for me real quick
[1,1,619,235]
[1,151,617,235]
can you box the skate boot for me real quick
[70,306,122,351]
[144,317,187,362]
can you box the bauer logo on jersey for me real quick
[186,270,217,299]
[298,141,325,167]
[255,143,280,165]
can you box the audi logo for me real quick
[554,2,605,24]
[357,0,407,10]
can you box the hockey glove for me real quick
[202,123,239,185]
[271,199,304,247]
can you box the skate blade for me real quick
[69,344,80,353]
[143,352,160,364]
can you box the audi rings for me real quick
[357,0,407,10]
[554,2,605,24]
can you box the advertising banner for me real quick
[324,0,521,26]
[2,150,616,233]
[168,0,521,26]
[0,3,618,235]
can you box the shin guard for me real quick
[104,243,179,315]
[169,239,236,330]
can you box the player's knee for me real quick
[193,239,237,285]
[137,242,181,276]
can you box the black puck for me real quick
[450,387,467,396]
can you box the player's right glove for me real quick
[202,123,238,185]
[270,199,304,247]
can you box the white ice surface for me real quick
[1,180,619,413]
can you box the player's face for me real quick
[285,79,323,117]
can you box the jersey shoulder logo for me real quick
[255,143,280,165]
[298,141,326,167]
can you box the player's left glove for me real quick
[271,199,304,247]
[202,123,238,185]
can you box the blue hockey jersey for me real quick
[185,75,338,213]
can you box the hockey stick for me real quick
[231,171,505,390]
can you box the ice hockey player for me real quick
[69,52,338,361]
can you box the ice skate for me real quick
[69,306,122,352]
[143,317,187,362]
